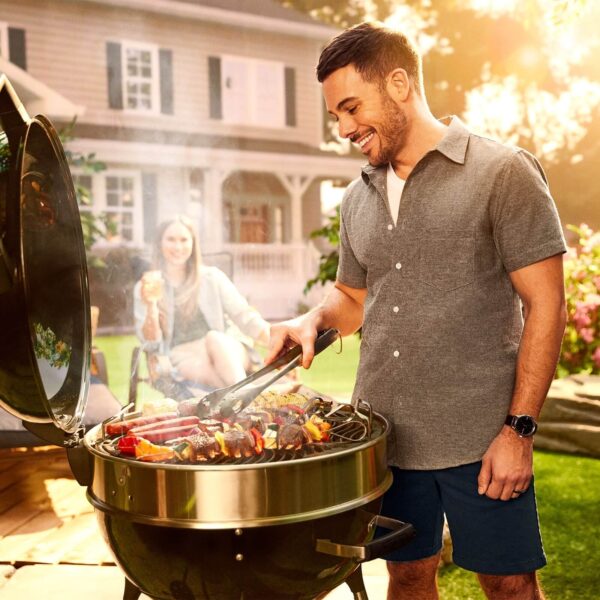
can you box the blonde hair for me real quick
[153,214,202,320]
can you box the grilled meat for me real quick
[216,429,255,458]
[279,424,308,450]
[186,432,220,461]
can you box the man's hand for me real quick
[266,316,321,369]
[477,427,533,501]
[265,281,366,369]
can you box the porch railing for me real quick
[223,243,317,280]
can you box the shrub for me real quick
[558,224,600,377]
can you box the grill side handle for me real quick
[23,421,94,487]
[315,514,415,562]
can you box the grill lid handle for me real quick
[316,513,415,562]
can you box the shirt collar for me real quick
[435,115,470,165]
[361,115,470,184]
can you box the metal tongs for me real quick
[204,328,340,416]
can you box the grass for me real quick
[95,333,599,599]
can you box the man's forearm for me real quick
[509,301,567,418]
[310,284,365,337]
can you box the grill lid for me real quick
[0,76,91,436]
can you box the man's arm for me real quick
[266,281,367,369]
[478,254,567,500]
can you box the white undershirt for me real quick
[386,163,406,226]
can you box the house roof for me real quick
[172,0,321,26]
[82,0,338,39]
[58,121,339,157]
[0,59,84,120]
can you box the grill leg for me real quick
[123,578,142,600]
[346,566,369,600]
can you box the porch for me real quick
[223,242,324,320]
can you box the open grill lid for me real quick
[0,75,91,437]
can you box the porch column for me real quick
[205,167,231,251]
[274,174,314,243]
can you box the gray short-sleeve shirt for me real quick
[338,117,566,470]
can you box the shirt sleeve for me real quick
[212,268,269,341]
[490,149,566,273]
[336,198,367,289]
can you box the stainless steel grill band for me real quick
[85,415,391,529]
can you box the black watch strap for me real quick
[505,414,538,437]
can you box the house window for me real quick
[221,56,285,128]
[0,23,9,59]
[72,170,143,246]
[122,42,159,112]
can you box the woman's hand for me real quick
[141,270,164,306]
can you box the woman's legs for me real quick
[170,332,248,388]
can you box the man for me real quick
[266,22,567,600]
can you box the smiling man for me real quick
[267,22,567,600]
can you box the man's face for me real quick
[322,64,409,167]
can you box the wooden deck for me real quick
[0,446,389,598]
[0,446,114,567]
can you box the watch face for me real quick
[515,416,537,436]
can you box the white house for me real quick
[0,0,363,320]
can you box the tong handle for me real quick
[208,329,339,410]
[246,328,338,381]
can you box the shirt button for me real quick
[393,350,399,358]
[393,306,399,313]
[395,262,402,270]
[387,224,393,231]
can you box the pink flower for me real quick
[573,302,593,330]
[585,293,600,309]
[579,223,593,238]
[580,328,595,344]
[594,276,600,291]
[593,347,600,369]
[565,247,578,261]
[582,232,600,254]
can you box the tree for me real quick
[282,0,600,289]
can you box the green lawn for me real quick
[95,333,599,599]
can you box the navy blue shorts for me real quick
[380,461,547,575]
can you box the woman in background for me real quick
[134,215,270,389]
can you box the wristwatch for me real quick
[505,414,538,437]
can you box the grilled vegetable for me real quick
[172,440,195,462]
[117,434,141,456]
[249,427,264,454]
[135,438,175,462]
[303,420,323,442]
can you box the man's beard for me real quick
[368,92,409,167]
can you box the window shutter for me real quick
[142,173,158,244]
[285,67,296,127]
[208,56,222,119]
[106,42,123,110]
[8,28,26,70]
[159,49,174,115]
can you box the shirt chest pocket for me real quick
[418,235,475,292]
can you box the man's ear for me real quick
[386,68,410,102]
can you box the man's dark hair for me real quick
[316,22,423,94]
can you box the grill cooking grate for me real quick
[96,398,379,465]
